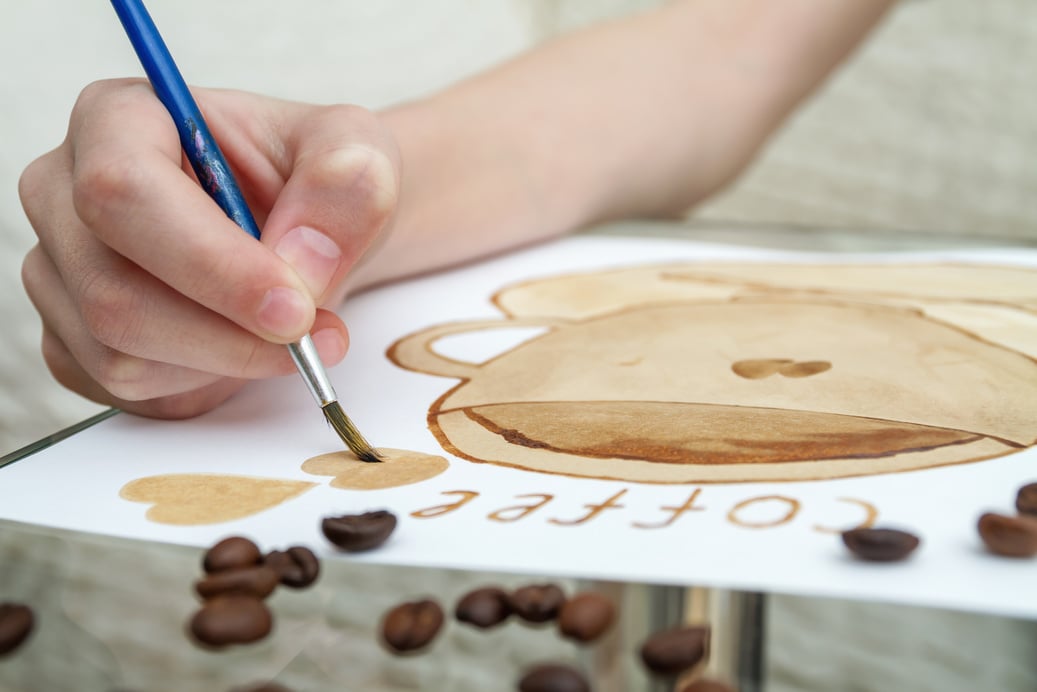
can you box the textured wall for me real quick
[695,2,1037,239]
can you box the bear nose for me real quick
[731,359,832,379]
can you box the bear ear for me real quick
[662,262,1037,309]
[494,265,701,321]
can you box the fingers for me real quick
[38,328,249,419]
[65,80,317,344]
[25,243,348,411]
[18,79,382,418]
[261,104,402,307]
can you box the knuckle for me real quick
[311,144,399,228]
[18,155,49,215]
[71,152,146,229]
[77,269,146,353]
[91,348,151,402]
[72,78,148,120]
[317,103,375,131]
[20,246,45,297]
[352,146,400,224]
[40,331,73,382]
[143,395,205,420]
[307,106,400,223]
[73,79,119,111]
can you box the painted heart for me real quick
[302,448,449,490]
[120,474,317,525]
[732,359,831,379]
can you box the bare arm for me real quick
[354,0,895,289]
[19,0,894,417]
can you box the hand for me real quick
[19,79,401,418]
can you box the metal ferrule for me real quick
[288,335,338,407]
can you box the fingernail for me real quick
[274,226,342,300]
[257,286,310,338]
[312,328,347,364]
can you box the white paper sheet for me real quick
[2,236,1035,619]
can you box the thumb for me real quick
[261,105,401,307]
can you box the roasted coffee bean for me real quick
[381,599,444,653]
[978,512,1037,558]
[0,603,34,657]
[203,536,262,574]
[1016,482,1037,517]
[195,565,280,600]
[455,587,512,629]
[678,679,737,692]
[640,625,710,676]
[841,527,920,562]
[321,510,397,552]
[509,584,567,624]
[558,592,615,643]
[189,595,273,647]
[264,547,320,588]
[517,664,590,692]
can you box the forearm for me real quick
[353,0,895,290]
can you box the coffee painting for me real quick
[389,263,1037,483]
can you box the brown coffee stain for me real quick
[731,358,792,379]
[732,359,832,379]
[727,495,801,528]
[462,401,979,465]
[302,448,449,490]
[410,490,479,519]
[389,264,1037,484]
[120,474,316,525]
[549,489,627,526]
[488,493,553,522]
[812,497,879,534]
[781,360,832,378]
[632,489,706,529]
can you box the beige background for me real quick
[1,3,1035,690]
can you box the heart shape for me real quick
[120,474,317,525]
[731,359,831,379]
[302,448,449,490]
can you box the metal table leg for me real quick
[584,582,766,692]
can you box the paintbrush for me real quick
[110,0,381,462]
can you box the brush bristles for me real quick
[322,402,382,462]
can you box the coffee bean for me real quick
[195,565,280,600]
[381,599,444,653]
[509,584,567,624]
[558,592,615,643]
[640,625,710,676]
[0,603,34,657]
[203,536,262,574]
[455,587,512,629]
[321,510,397,552]
[677,679,737,692]
[1016,482,1037,517]
[517,664,590,692]
[841,527,920,562]
[189,595,272,647]
[978,512,1037,558]
[264,547,320,588]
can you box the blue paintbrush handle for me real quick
[110,0,262,240]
